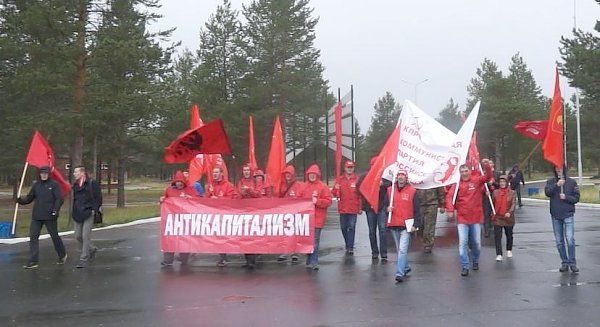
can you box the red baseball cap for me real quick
[344,161,355,168]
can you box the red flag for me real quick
[460,112,480,172]
[248,115,258,171]
[25,131,71,196]
[334,101,343,178]
[514,120,548,141]
[266,116,286,196]
[26,131,54,167]
[164,119,232,164]
[190,104,203,129]
[359,124,401,212]
[542,68,564,168]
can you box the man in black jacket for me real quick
[509,164,526,207]
[72,165,102,268]
[545,166,580,273]
[17,166,67,269]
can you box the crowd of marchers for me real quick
[17,158,580,282]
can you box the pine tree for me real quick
[364,92,401,161]
[436,98,462,133]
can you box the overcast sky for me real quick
[150,0,600,132]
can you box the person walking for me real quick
[508,164,525,207]
[17,166,67,269]
[302,164,333,270]
[277,164,305,263]
[386,170,421,283]
[160,170,198,267]
[491,175,517,262]
[357,157,391,261]
[545,166,580,273]
[72,165,102,269]
[446,159,492,277]
[416,187,445,254]
[332,160,361,255]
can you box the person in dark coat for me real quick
[508,164,525,207]
[17,166,67,269]
[72,165,102,268]
[545,165,580,273]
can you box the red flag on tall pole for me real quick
[248,115,258,171]
[542,68,564,168]
[359,123,401,212]
[266,116,286,196]
[188,105,206,183]
[164,119,232,164]
[334,101,343,178]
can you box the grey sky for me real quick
[151,0,600,132]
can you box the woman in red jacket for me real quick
[491,175,517,262]
[302,164,333,270]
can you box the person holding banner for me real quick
[160,170,197,267]
[491,175,517,262]
[545,166,580,273]
[332,160,362,255]
[302,164,333,270]
[237,164,258,198]
[17,166,67,269]
[206,166,239,267]
[253,170,272,197]
[445,159,492,277]
[386,170,422,283]
[278,164,305,263]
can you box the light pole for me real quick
[401,78,429,105]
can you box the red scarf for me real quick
[494,188,510,215]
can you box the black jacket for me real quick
[544,175,579,220]
[17,178,63,221]
[509,170,525,190]
[357,172,391,213]
[72,177,102,223]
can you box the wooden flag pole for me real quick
[11,162,29,236]
[519,142,542,170]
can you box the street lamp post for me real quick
[401,78,429,105]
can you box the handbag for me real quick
[93,208,103,224]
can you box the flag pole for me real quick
[518,142,542,169]
[387,164,399,224]
[478,163,496,215]
[11,162,29,236]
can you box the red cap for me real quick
[397,169,408,177]
[344,161,355,168]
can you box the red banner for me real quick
[160,197,315,254]
[514,120,547,141]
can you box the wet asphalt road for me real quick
[1,200,600,327]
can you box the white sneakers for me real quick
[496,255,503,262]
[507,250,513,258]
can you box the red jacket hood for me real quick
[305,164,321,182]
[282,165,297,182]
[171,171,187,187]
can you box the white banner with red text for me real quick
[160,197,315,254]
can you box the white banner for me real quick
[383,100,480,189]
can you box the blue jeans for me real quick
[366,209,387,258]
[306,228,322,265]
[390,228,411,277]
[551,216,576,265]
[457,223,481,269]
[340,213,357,250]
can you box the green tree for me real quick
[364,92,401,161]
[436,98,462,133]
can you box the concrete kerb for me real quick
[0,217,160,245]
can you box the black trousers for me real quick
[494,226,514,255]
[29,219,66,263]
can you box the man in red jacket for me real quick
[387,170,421,283]
[206,166,239,266]
[446,159,492,277]
[237,164,259,198]
[278,164,305,262]
[302,164,333,270]
[160,170,198,267]
[332,160,362,255]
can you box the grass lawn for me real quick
[529,184,600,204]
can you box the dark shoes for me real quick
[89,248,97,260]
[404,267,412,275]
[570,265,579,273]
[461,268,469,276]
[160,261,173,267]
[559,264,569,272]
[472,262,479,271]
[291,255,299,263]
[381,257,388,263]
[76,260,88,269]
[424,248,432,254]
[23,262,39,269]
[56,254,68,265]
[346,249,354,256]
[395,276,404,283]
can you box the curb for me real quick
[0,217,160,245]
[522,197,600,208]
